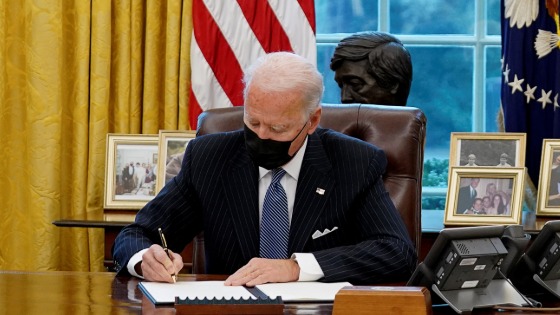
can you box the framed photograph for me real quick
[155,130,196,193]
[536,139,560,216]
[104,134,159,209]
[444,167,525,226]
[449,132,526,168]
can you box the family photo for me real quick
[546,151,560,207]
[449,132,526,168]
[455,177,513,216]
[104,134,159,209]
[459,139,517,167]
[113,145,158,200]
[155,131,196,193]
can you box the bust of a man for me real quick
[330,31,412,106]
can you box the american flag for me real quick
[189,0,317,129]
[501,0,560,185]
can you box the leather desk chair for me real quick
[192,103,427,274]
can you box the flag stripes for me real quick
[189,0,316,128]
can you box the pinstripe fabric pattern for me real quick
[112,128,417,284]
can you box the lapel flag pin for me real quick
[316,188,325,195]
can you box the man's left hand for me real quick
[224,258,299,286]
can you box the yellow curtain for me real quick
[0,0,192,271]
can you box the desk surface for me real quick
[0,270,558,314]
[0,271,335,315]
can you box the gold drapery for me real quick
[0,0,192,271]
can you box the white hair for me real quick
[243,52,324,114]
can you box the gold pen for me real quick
[158,227,177,283]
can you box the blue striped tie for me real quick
[260,168,289,259]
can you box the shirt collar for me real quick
[258,136,308,181]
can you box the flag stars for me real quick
[502,64,511,83]
[503,69,557,112]
[508,75,524,94]
[537,89,552,109]
[524,84,537,104]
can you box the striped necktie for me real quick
[260,168,289,259]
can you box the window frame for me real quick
[315,0,501,204]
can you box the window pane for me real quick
[407,46,474,159]
[317,44,339,103]
[486,0,501,35]
[314,0,378,34]
[485,46,502,131]
[390,0,474,35]
[318,45,475,161]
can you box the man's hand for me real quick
[139,244,183,282]
[224,258,300,287]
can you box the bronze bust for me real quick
[330,32,412,106]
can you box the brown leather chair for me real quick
[192,103,427,273]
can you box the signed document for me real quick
[256,281,351,302]
[139,280,352,305]
[139,281,255,305]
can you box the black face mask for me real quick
[244,122,307,170]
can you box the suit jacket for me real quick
[457,185,476,214]
[112,128,417,284]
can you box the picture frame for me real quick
[449,132,526,168]
[104,134,159,209]
[155,130,196,193]
[536,139,560,216]
[444,167,525,226]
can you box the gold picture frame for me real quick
[444,167,525,226]
[155,130,196,193]
[103,134,159,210]
[536,139,560,216]
[449,132,526,168]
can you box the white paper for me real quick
[139,281,256,304]
[255,281,352,302]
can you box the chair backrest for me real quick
[193,103,427,273]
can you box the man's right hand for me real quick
[137,244,183,282]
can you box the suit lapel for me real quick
[221,144,260,262]
[289,132,335,253]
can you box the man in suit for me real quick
[456,178,480,214]
[330,31,412,106]
[122,162,135,192]
[548,153,560,206]
[112,52,416,286]
[463,198,486,215]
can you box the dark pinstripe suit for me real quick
[112,128,417,284]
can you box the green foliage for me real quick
[422,158,449,187]
[421,158,449,210]
[422,196,447,210]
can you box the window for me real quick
[315,0,502,210]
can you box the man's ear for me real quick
[390,83,400,95]
[308,106,322,133]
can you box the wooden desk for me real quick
[0,270,558,314]
[0,271,335,314]
[54,210,554,270]
[52,218,194,272]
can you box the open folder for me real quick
[139,280,352,305]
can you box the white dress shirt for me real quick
[256,137,323,281]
